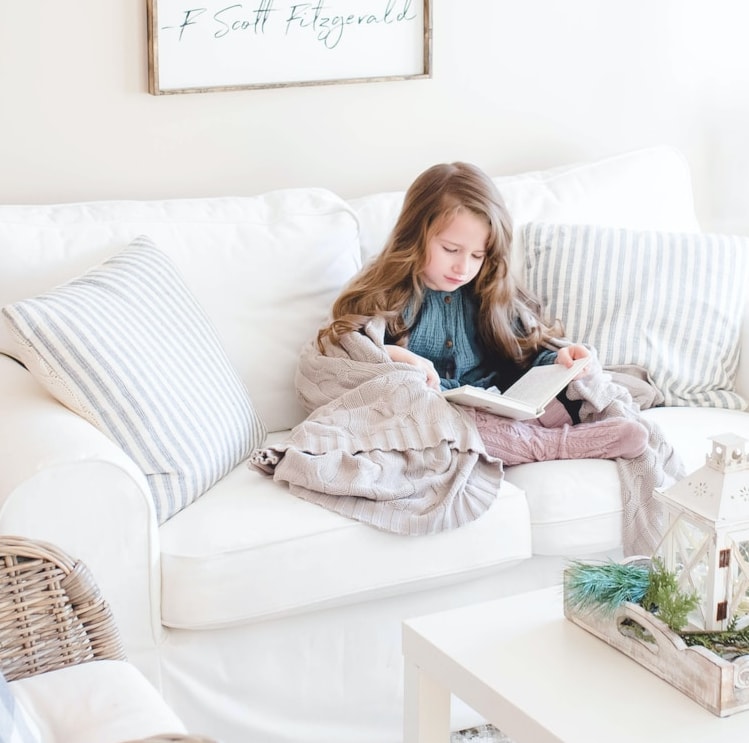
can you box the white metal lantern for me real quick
[653,433,749,631]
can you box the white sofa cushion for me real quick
[9,661,187,743]
[2,236,266,523]
[525,223,749,409]
[158,449,532,628]
[351,146,701,267]
[503,458,623,556]
[509,407,749,558]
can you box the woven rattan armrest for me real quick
[0,534,125,681]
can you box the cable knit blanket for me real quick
[250,318,503,535]
[565,353,686,556]
[250,322,684,551]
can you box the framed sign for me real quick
[147,0,432,95]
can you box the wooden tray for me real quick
[564,594,749,717]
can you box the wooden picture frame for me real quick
[147,0,432,95]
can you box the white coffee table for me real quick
[402,586,749,743]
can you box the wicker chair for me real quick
[0,535,218,743]
[0,534,125,680]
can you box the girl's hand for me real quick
[555,344,590,377]
[385,345,441,390]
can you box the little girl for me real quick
[317,162,648,464]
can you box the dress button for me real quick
[444,295,452,304]
[445,339,453,349]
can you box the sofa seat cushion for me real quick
[158,441,532,629]
[642,406,749,473]
[505,407,749,558]
[503,458,623,556]
[10,661,186,743]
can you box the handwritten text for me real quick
[162,0,418,50]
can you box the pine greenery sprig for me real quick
[681,626,749,658]
[565,559,749,657]
[564,560,650,615]
[641,558,699,631]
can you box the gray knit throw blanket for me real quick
[250,322,684,550]
[565,350,686,556]
[249,318,503,535]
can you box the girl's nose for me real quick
[453,255,469,275]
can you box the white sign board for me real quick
[148,0,432,94]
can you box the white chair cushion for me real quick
[9,661,187,743]
[0,670,41,743]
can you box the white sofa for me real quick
[1,146,749,743]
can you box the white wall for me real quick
[1,0,747,233]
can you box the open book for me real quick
[442,356,589,421]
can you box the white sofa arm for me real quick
[0,354,164,679]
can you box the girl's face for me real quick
[421,208,490,292]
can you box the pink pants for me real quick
[471,399,648,464]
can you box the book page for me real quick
[442,357,589,421]
[503,357,589,410]
[442,386,541,419]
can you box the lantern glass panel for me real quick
[662,515,711,595]
[730,538,749,620]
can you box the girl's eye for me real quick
[472,254,486,261]
[443,246,457,253]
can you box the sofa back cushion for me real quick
[3,237,268,523]
[0,190,361,433]
[351,145,701,269]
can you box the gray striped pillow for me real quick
[524,223,749,409]
[2,236,266,523]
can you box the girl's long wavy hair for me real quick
[317,162,562,366]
